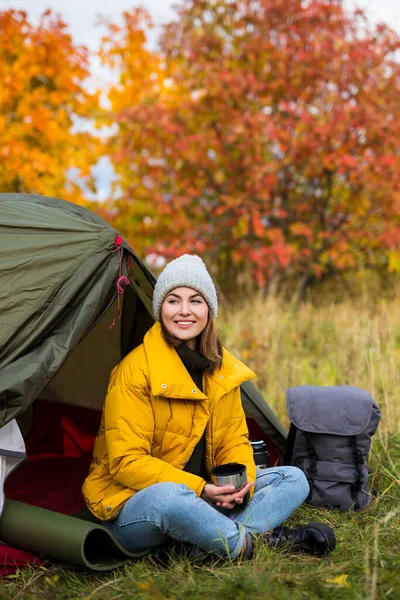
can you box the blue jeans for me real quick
[103,466,309,560]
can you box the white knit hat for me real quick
[152,254,218,320]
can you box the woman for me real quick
[83,255,334,559]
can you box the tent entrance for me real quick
[6,399,99,515]
[7,284,154,515]
[36,285,153,414]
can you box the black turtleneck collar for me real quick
[176,344,211,392]
[176,343,211,370]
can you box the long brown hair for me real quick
[161,313,223,374]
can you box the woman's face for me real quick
[161,287,209,349]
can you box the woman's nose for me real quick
[179,303,191,315]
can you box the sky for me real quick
[0,0,175,50]
[1,0,400,51]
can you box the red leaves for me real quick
[99,0,400,292]
[251,213,265,237]
[341,155,358,168]
[381,155,396,167]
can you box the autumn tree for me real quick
[96,8,168,256]
[0,9,99,204]
[102,0,400,295]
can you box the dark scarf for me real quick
[176,344,211,480]
[176,343,212,391]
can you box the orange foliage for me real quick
[0,9,99,203]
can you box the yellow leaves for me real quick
[137,582,151,592]
[233,216,249,237]
[290,222,313,239]
[325,574,351,588]
[136,580,176,600]
[44,574,60,587]
[388,251,400,272]
[101,8,166,114]
[214,169,226,184]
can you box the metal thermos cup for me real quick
[210,463,247,491]
[250,439,270,468]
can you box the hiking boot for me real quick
[266,521,336,555]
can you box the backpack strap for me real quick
[304,431,318,503]
[283,425,317,503]
[351,436,365,510]
[282,423,297,465]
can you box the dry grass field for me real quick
[219,293,400,435]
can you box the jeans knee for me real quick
[143,482,191,515]
[286,466,310,501]
[147,482,188,502]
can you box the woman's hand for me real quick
[201,482,254,509]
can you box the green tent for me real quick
[0,193,286,573]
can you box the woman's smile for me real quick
[175,320,195,327]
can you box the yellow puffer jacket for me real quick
[82,322,256,521]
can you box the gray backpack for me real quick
[283,386,381,510]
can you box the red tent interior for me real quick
[1,400,100,575]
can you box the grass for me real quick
[219,293,400,432]
[2,294,400,599]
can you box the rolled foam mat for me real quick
[0,499,149,570]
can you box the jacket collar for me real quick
[143,322,255,401]
[207,347,255,399]
[144,323,207,400]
